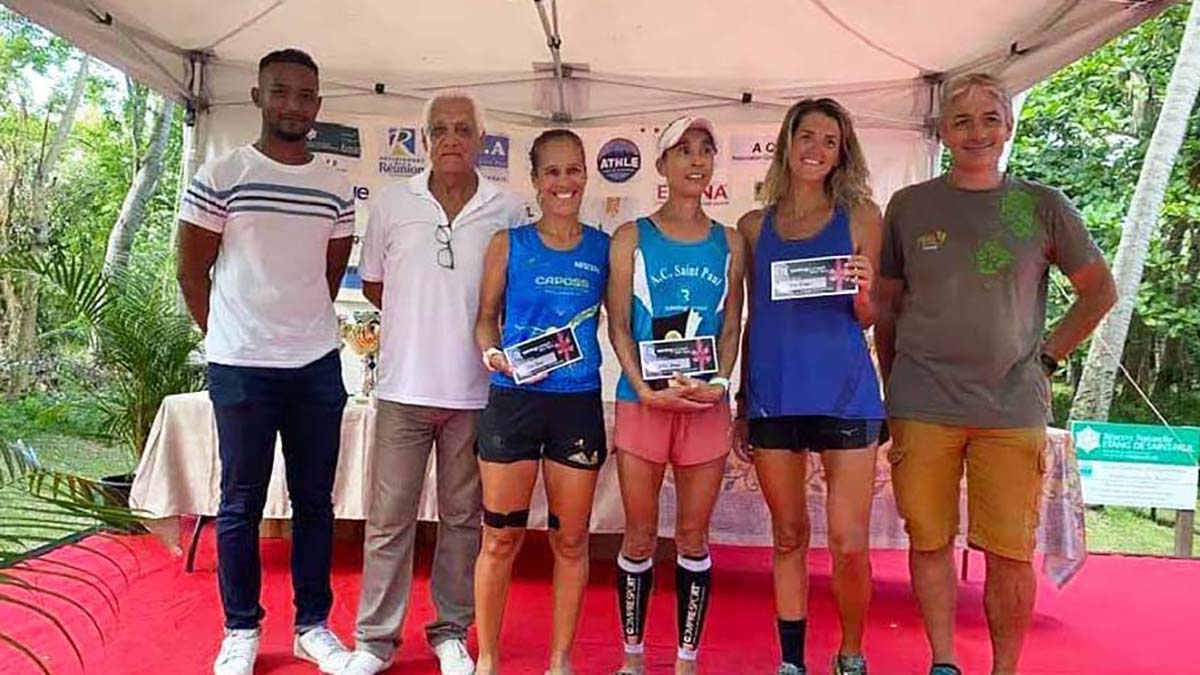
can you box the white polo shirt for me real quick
[359,169,525,409]
[179,145,355,368]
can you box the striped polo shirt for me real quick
[179,144,355,368]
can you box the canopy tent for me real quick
[9,1,1176,134]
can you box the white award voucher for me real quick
[770,254,858,300]
[503,325,583,384]
[638,336,719,382]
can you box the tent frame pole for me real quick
[532,0,570,122]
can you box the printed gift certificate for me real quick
[770,254,858,300]
[638,336,719,382]
[504,326,583,384]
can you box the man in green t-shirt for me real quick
[876,73,1117,675]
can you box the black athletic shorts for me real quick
[748,415,883,452]
[475,386,608,470]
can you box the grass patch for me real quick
[0,433,131,555]
[1085,505,1198,556]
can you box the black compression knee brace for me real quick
[482,508,529,529]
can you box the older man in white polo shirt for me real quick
[342,92,524,675]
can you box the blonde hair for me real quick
[761,98,872,208]
[939,73,1013,124]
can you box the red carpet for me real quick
[2,529,1197,674]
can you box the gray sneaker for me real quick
[776,663,806,675]
[834,654,867,675]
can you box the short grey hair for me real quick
[420,90,487,144]
[939,73,1013,125]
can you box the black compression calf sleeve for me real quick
[616,554,654,651]
[778,617,807,668]
[675,553,713,660]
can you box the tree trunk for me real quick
[5,55,90,397]
[1070,2,1200,422]
[103,96,175,276]
[1000,90,1029,173]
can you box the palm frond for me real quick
[0,440,143,673]
[0,251,110,329]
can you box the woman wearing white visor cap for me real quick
[606,115,747,675]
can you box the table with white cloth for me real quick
[131,392,1088,587]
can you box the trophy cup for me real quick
[341,311,381,400]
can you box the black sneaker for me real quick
[930,665,962,675]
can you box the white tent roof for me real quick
[6,0,1177,130]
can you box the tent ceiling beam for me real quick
[806,0,932,72]
[944,0,1084,80]
[74,0,191,99]
[942,0,1174,87]
[577,72,787,108]
[404,74,552,92]
[946,11,1106,80]
[202,0,291,51]
[569,99,767,124]
[64,0,187,58]
[758,76,931,99]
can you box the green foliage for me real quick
[1013,3,1200,427]
[0,388,106,443]
[0,9,72,103]
[15,249,204,460]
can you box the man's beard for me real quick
[272,126,310,143]
[267,117,311,143]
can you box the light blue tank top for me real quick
[493,223,609,393]
[746,207,884,419]
[616,218,730,402]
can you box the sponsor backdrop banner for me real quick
[268,109,926,397]
[253,111,925,256]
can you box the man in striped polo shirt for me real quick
[177,49,355,675]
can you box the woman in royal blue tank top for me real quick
[472,129,610,675]
[608,116,747,675]
[734,99,885,675]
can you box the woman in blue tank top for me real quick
[472,129,610,675]
[735,99,884,675]
[608,116,747,675]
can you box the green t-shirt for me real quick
[880,175,1102,428]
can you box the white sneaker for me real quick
[294,626,352,673]
[432,639,475,675]
[213,628,260,675]
[339,650,393,675]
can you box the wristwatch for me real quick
[1039,352,1061,377]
